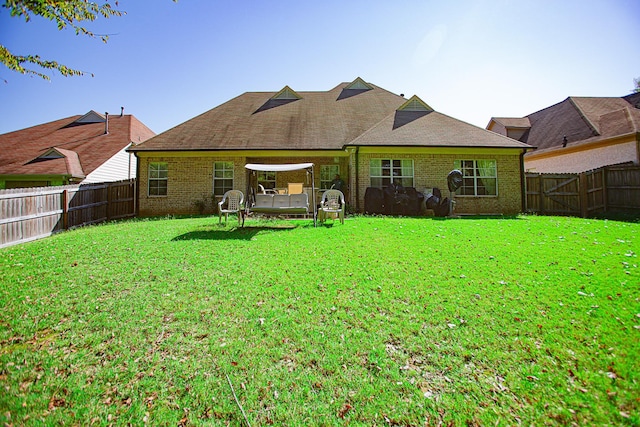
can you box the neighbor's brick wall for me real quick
[356,153,523,215]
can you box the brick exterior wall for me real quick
[136,151,524,216]
[136,154,348,216]
[356,152,524,215]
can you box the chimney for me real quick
[104,112,109,134]
[120,106,124,117]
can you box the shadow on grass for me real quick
[172,225,297,241]
[438,214,523,220]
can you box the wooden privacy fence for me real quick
[526,165,640,217]
[0,179,136,248]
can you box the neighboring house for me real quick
[0,110,155,188]
[487,92,640,173]
[129,78,532,216]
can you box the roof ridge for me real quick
[623,106,639,133]
[568,97,600,136]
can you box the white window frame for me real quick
[369,159,414,188]
[257,170,276,190]
[454,160,498,196]
[148,162,168,196]
[213,162,234,196]
[320,165,340,190]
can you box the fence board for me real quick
[526,165,640,218]
[0,179,136,248]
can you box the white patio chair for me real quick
[319,189,345,224]
[258,184,277,195]
[218,190,244,225]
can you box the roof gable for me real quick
[397,95,433,112]
[38,148,66,160]
[337,77,375,100]
[345,77,374,91]
[254,85,302,113]
[392,95,434,129]
[272,85,302,100]
[75,110,105,123]
[61,110,106,130]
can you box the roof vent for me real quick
[104,112,109,135]
[397,95,433,112]
[562,135,567,147]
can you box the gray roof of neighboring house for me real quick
[131,80,532,152]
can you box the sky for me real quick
[1,0,639,136]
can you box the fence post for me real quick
[602,166,608,213]
[106,182,112,221]
[62,189,69,230]
[538,174,544,215]
[579,172,588,218]
[133,179,138,217]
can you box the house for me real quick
[129,78,532,216]
[0,110,155,188]
[487,93,640,173]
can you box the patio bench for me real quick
[243,193,310,225]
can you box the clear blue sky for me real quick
[1,0,639,136]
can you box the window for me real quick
[320,165,340,189]
[148,162,168,196]
[454,160,497,196]
[213,162,234,196]
[370,159,414,188]
[257,170,276,190]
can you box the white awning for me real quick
[245,163,313,172]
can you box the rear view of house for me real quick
[0,110,155,188]
[129,78,532,216]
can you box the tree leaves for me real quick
[1,0,125,80]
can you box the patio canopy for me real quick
[245,163,313,172]
[244,162,317,226]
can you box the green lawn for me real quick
[1,215,638,426]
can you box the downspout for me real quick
[520,149,527,213]
[128,144,133,180]
[134,152,140,216]
[355,146,360,212]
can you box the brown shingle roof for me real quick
[351,110,531,148]
[131,82,406,151]
[131,81,532,152]
[489,117,531,129]
[0,113,155,178]
[510,96,640,150]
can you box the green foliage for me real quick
[1,0,124,80]
[0,215,638,425]
[634,77,640,93]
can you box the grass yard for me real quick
[1,214,639,426]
